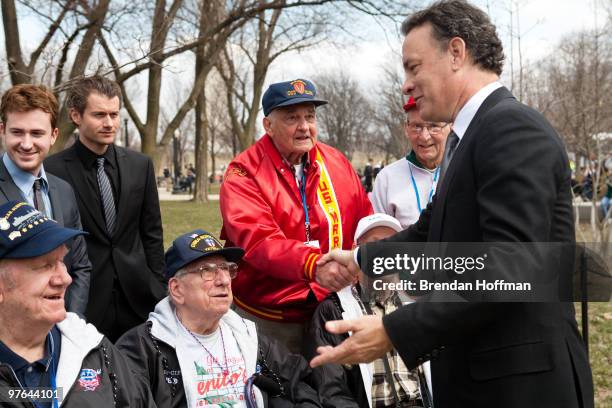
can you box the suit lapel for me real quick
[429,87,514,241]
[114,147,129,237]
[47,181,64,225]
[0,160,26,202]
[62,146,108,234]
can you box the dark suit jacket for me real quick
[0,160,91,316]
[44,143,166,325]
[364,87,594,408]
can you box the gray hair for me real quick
[0,260,16,290]
[167,268,189,304]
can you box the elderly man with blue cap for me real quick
[0,201,155,407]
[116,229,322,408]
[220,79,372,353]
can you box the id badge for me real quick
[304,240,320,249]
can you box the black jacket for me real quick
[304,293,367,408]
[116,320,322,408]
[0,160,91,316]
[0,314,155,407]
[45,142,166,324]
[364,87,594,407]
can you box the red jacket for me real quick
[220,135,372,322]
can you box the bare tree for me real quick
[100,0,368,168]
[542,24,612,246]
[218,2,331,152]
[2,0,112,149]
[371,57,409,162]
[312,72,374,160]
[1,0,74,84]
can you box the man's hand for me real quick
[315,260,355,291]
[310,315,393,367]
[318,249,361,275]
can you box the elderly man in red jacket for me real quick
[220,78,372,354]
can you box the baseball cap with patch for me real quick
[165,229,245,279]
[0,201,86,259]
[262,78,328,116]
[354,213,403,242]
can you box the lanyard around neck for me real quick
[408,164,439,214]
[32,332,59,408]
[299,170,311,242]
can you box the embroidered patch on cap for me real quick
[190,234,222,253]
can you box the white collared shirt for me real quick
[452,81,503,141]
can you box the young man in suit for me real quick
[311,1,594,407]
[0,84,91,317]
[45,75,166,342]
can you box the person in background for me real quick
[312,1,593,407]
[364,159,374,193]
[0,84,91,317]
[371,96,449,228]
[45,75,166,342]
[116,229,322,408]
[0,201,155,407]
[600,169,612,220]
[220,78,372,353]
[305,213,431,408]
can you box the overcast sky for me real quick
[2,0,608,137]
[268,0,609,89]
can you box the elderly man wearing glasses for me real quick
[371,96,450,228]
[116,229,321,408]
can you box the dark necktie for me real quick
[438,130,459,185]
[32,178,47,216]
[96,158,116,234]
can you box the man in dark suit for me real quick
[0,84,91,317]
[45,76,166,342]
[311,1,594,407]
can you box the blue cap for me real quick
[165,229,244,279]
[0,201,86,259]
[262,79,328,116]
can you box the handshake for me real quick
[315,249,363,292]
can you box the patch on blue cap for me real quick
[262,78,328,116]
[0,201,86,259]
[0,202,49,240]
[190,233,223,253]
[286,79,313,97]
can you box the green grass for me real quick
[575,301,612,405]
[160,200,222,249]
[159,200,612,403]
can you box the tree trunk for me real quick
[193,86,209,203]
[1,0,30,84]
[52,0,111,152]
[210,126,216,187]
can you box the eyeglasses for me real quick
[406,122,449,135]
[182,262,239,281]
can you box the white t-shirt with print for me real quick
[182,321,249,407]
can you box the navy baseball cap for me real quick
[165,229,245,279]
[0,201,86,259]
[262,78,328,116]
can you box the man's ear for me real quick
[262,116,272,135]
[168,277,184,305]
[448,37,467,70]
[50,128,58,147]
[69,109,82,126]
